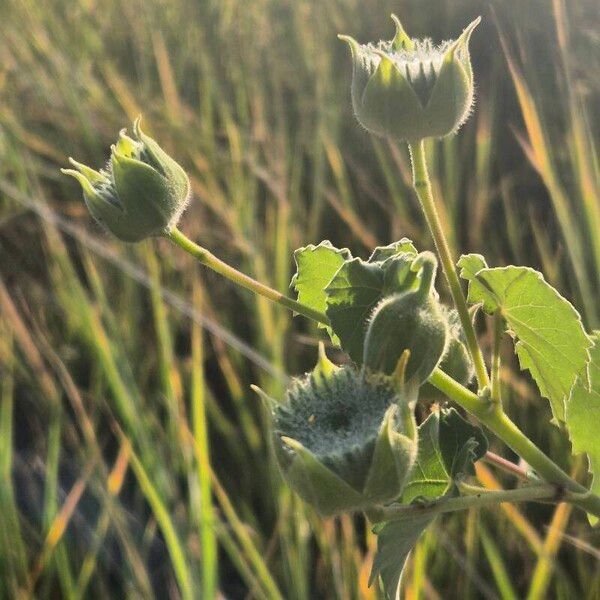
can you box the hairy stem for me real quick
[408,140,490,389]
[166,228,327,325]
[376,484,561,522]
[491,311,504,403]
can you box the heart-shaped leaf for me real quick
[458,255,591,421]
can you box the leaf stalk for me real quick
[376,484,561,522]
[166,228,327,325]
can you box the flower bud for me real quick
[61,118,190,242]
[363,252,449,385]
[254,344,418,516]
[339,15,480,141]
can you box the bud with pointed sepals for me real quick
[253,344,418,516]
[363,251,449,385]
[339,15,480,141]
[61,118,190,242]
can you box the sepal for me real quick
[280,436,365,516]
[363,405,416,502]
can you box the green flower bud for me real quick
[61,118,190,242]
[254,344,418,516]
[363,252,449,385]
[339,15,480,141]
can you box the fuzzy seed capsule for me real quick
[255,345,418,516]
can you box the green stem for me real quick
[408,140,490,389]
[428,369,600,518]
[377,484,561,522]
[491,311,504,403]
[166,228,327,325]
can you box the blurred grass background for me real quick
[0,0,599,597]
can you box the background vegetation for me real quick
[0,0,599,597]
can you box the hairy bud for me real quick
[339,15,480,141]
[363,252,449,385]
[62,118,190,242]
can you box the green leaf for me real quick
[325,246,418,364]
[292,239,419,363]
[459,260,591,421]
[457,253,488,281]
[438,408,488,483]
[370,241,419,296]
[371,408,487,599]
[291,241,351,333]
[401,412,448,503]
[368,239,417,263]
[567,332,600,523]
[369,514,433,599]
[325,259,384,363]
[402,408,487,503]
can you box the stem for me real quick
[484,451,532,481]
[166,228,328,326]
[428,369,600,518]
[491,311,504,403]
[408,140,490,389]
[378,484,561,522]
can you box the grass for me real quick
[0,0,599,597]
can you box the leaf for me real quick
[325,247,418,364]
[457,253,488,281]
[459,260,591,421]
[438,408,488,483]
[292,239,419,363]
[566,332,600,522]
[369,515,433,600]
[325,259,385,363]
[368,239,417,263]
[401,412,449,503]
[371,241,419,296]
[291,241,351,335]
[381,255,419,296]
[403,408,487,503]
[371,408,487,599]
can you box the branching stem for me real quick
[428,369,600,517]
[375,484,561,522]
